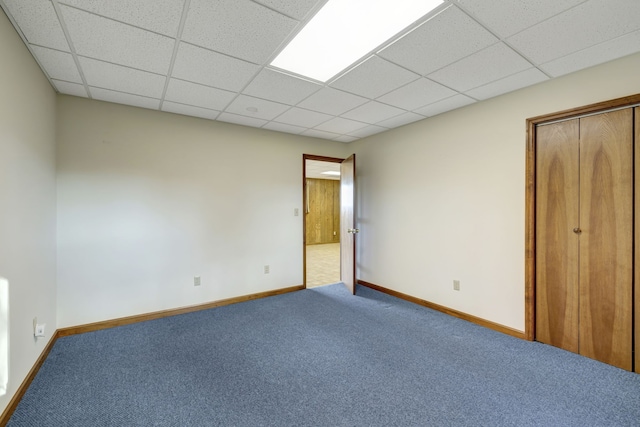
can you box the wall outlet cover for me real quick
[34,323,46,337]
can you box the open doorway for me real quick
[303,155,343,288]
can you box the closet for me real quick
[534,106,636,371]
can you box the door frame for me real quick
[525,93,640,342]
[302,154,345,288]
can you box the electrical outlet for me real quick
[264,265,270,274]
[453,280,460,291]
[33,318,45,338]
[194,276,201,286]
[35,323,46,337]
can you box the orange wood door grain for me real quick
[305,178,340,245]
[578,108,633,371]
[535,119,580,353]
[340,154,356,295]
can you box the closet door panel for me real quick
[535,120,580,352]
[579,108,633,371]
[636,107,639,374]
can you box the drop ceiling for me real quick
[306,160,340,180]
[2,0,640,143]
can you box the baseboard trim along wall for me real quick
[0,333,58,427]
[57,285,305,337]
[357,280,526,340]
[0,284,304,426]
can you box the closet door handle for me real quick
[573,227,582,234]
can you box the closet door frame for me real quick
[525,94,640,373]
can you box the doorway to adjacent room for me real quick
[304,157,342,288]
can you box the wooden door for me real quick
[576,109,633,370]
[340,154,356,295]
[636,107,640,374]
[535,109,634,371]
[535,119,580,353]
[305,179,340,245]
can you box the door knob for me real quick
[347,228,360,234]
[573,227,582,234]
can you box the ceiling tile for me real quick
[165,79,236,111]
[377,78,456,110]
[7,0,638,143]
[182,0,298,64]
[243,68,322,105]
[79,57,165,98]
[60,5,174,74]
[59,0,185,37]
[225,95,290,121]
[334,135,358,143]
[378,6,498,75]
[377,112,425,128]
[217,112,268,128]
[428,43,533,92]
[274,107,332,128]
[52,79,87,97]
[262,122,306,135]
[315,117,368,134]
[172,43,260,92]
[3,0,69,51]
[30,45,81,83]
[507,0,640,64]
[465,68,549,100]
[347,125,387,138]
[302,129,340,140]
[161,101,219,120]
[457,0,587,38]
[331,56,420,99]
[90,87,160,110]
[342,101,405,124]
[297,88,368,115]
[252,0,324,20]
[306,160,340,178]
[540,29,640,77]
[414,94,475,117]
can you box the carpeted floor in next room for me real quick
[8,284,640,426]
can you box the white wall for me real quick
[0,12,57,414]
[352,52,640,332]
[56,97,349,327]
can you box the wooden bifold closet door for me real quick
[636,107,640,374]
[536,108,633,371]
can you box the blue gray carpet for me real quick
[8,284,640,426]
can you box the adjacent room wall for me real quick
[56,96,349,327]
[0,12,57,415]
[352,52,640,332]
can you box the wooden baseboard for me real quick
[0,284,304,425]
[0,332,59,427]
[58,285,305,337]
[358,280,526,340]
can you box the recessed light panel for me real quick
[270,0,443,82]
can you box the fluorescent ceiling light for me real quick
[271,0,443,82]
[321,171,341,176]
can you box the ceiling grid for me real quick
[1,0,639,142]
